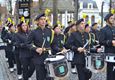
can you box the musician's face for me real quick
[10,26,15,32]
[85,26,90,33]
[54,26,62,34]
[21,23,28,32]
[71,25,77,32]
[37,17,46,27]
[108,15,114,25]
[78,21,85,32]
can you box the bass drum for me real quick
[86,53,106,73]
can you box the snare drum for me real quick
[65,50,74,61]
[105,53,115,63]
[86,53,106,73]
[44,55,69,79]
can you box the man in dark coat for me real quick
[65,19,91,80]
[99,13,115,80]
[26,13,54,80]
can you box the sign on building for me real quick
[18,0,31,24]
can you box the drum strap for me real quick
[50,29,54,44]
[88,33,91,45]
[88,33,96,45]
[63,34,66,44]
[91,33,96,43]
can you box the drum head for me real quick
[45,55,65,62]
[105,53,115,63]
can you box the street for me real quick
[0,49,106,80]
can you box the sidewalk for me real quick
[0,50,18,80]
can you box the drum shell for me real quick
[86,53,106,73]
[65,50,74,62]
[105,53,115,63]
[44,55,70,79]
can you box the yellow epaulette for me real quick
[91,33,96,42]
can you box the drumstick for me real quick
[83,39,89,49]
[56,49,70,54]
[42,38,46,50]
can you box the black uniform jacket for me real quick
[91,29,100,41]
[65,31,89,65]
[3,31,15,52]
[26,27,53,64]
[15,31,32,58]
[99,25,115,53]
[51,33,65,54]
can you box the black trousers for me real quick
[107,62,115,80]
[4,48,8,58]
[7,51,15,68]
[75,64,89,80]
[14,52,22,75]
[35,64,52,80]
[20,57,35,80]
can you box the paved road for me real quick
[0,49,106,80]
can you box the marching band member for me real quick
[65,19,91,80]
[3,23,16,72]
[91,23,100,41]
[65,23,77,74]
[15,21,35,80]
[1,21,10,61]
[51,24,66,55]
[99,13,115,80]
[26,13,54,80]
[66,23,77,40]
[85,24,102,53]
[64,21,73,36]
[13,24,23,80]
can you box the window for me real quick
[88,3,93,9]
[91,15,95,24]
[80,2,83,9]
[85,15,89,23]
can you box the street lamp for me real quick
[109,0,112,13]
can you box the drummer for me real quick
[99,13,115,80]
[26,13,54,80]
[51,24,66,55]
[65,19,91,80]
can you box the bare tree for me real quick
[53,0,58,26]
[74,0,79,21]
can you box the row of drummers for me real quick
[1,13,115,80]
